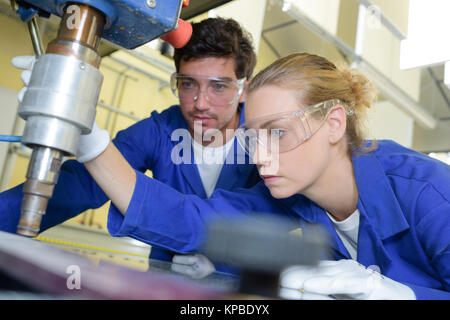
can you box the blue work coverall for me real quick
[107,140,450,300]
[0,104,260,266]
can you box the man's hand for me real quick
[12,55,36,103]
[171,253,216,279]
[280,259,416,300]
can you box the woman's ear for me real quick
[326,104,347,144]
[238,80,250,103]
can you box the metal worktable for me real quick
[0,230,237,299]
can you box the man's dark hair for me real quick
[173,17,256,79]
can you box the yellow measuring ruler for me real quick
[35,236,149,259]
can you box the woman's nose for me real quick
[253,137,280,174]
[253,140,271,166]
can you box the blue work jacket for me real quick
[0,104,260,265]
[108,140,450,300]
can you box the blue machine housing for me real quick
[17,0,183,49]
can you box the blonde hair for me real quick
[248,53,378,155]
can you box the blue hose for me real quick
[0,135,22,143]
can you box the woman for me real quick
[84,53,450,299]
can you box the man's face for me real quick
[177,57,245,145]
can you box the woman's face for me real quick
[245,85,332,199]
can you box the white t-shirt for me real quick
[326,209,360,260]
[192,137,235,198]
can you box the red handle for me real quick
[160,19,192,48]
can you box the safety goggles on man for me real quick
[170,73,246,106]
[236,99,351,155]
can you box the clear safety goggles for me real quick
[236,99,350,156]
[170,73,246,106]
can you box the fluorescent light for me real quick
[400,40,450,70]
[400,0,450,70]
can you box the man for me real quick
[0,17,259,275]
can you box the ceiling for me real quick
[259,0,450,125]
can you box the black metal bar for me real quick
[261,34,281,58]
[427,68,450,112]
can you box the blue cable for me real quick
[0,135,22,143]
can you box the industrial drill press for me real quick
[11,0,190,237]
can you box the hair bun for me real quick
[341,68,377,111]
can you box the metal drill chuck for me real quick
[18,147,63,237]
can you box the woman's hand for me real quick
[280,259,416,300]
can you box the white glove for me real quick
[171,253,216,279]
[76,121,110,163]
[280,259,416,300]
[11,55,36,103]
